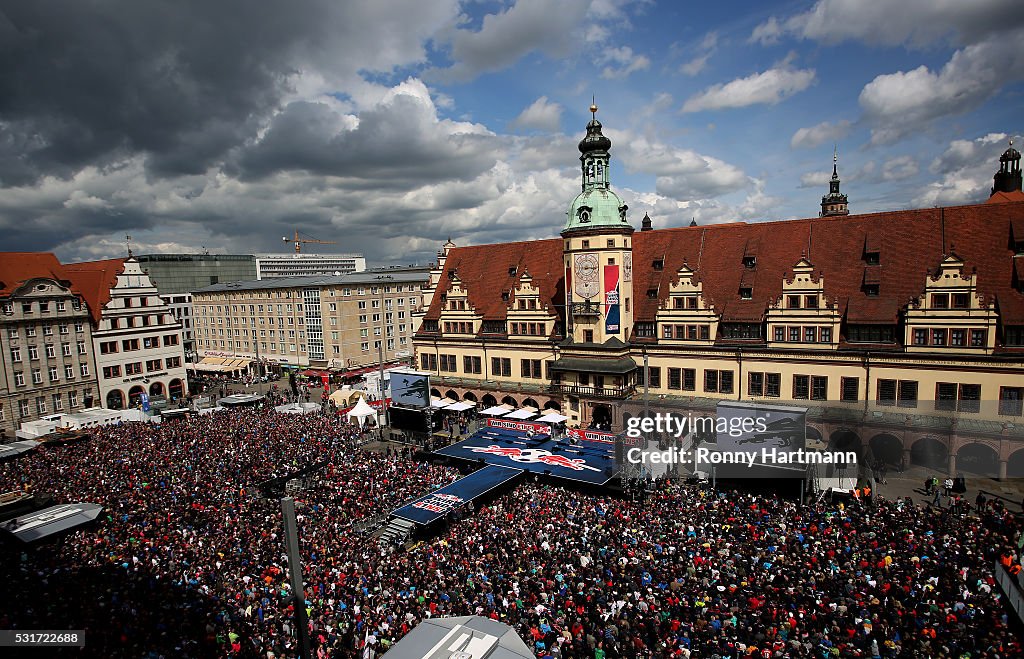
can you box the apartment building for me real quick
[136,253,258,362]
[190,269,428,373]
[0,253,99,436]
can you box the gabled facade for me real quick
[65,257,188,409]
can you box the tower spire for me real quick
[990,137,1022,197]
[821,147,849,217]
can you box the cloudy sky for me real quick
[1,0,1022,266]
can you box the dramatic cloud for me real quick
[235,79,497,184]
[914,132,1019,207]
[613,132,750,199]
[930,133,1009,174]
[682,66,816,112]
[751,0,1024,47]
[510,97,564,133]
[0,0,461,184]
[790,120,852,149]
[859,29,1024,144]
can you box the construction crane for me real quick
[283,230,337,254]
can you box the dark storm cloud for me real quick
[0,0,462,185]
[0,1,330,182]
[234,93,500,184]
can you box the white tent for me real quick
[347,397,378,425]
[535,412,568,424]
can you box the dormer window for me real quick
[864,284,879,297]
[652,259,664,271]
[932,293,949,309]
[804,295,818,309]
[501,291,510,301]
[865,251,880,265]
[743,256,756,269]
[739,287,753,300]
[787,295,801,309]
[952,293,969,309]
[508,266,517,276]
[647,288,658,299]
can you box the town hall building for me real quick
[413,108,1024,479]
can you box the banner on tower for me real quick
[604,264,620,334]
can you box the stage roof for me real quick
[0,503,103,543]
[385,615,533,659]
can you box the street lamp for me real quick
[374,275,394,440]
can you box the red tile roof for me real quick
[987,190,1024,204]
[0,253,71,298]
[423,199,1024,336]
[63,259,126,324]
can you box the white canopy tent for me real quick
[479,405,510,416]
[347,397,378,426]
[535,412,568,424]
[505,408,538,420]
[430,397,452,409]
[445,401,475,412]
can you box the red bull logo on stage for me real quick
[466,445,600,472]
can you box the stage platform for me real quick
[392,464,523,526]
[433,427,620,486]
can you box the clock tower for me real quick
[561,104,635,346]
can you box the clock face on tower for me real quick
[574,253,600,299]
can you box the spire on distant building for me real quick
[820,146,849,217]
[641,212,653,231]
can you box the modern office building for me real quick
[254,253,366,279]
[136,254,257,362]
[413,112,1024,478]
[64,257,189,409]
[190,268,428,375]
[0,253,99,437]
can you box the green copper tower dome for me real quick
[563,104,631,236]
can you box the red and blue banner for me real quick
[486,417,549,434]
[604,264,620,334]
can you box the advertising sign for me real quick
[389,371,430,408]
[486,418,549,434]
[604,264,620,334]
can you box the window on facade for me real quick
[704,370,733,394]
[749,372,764,396]
[739,287,752,300]
[841,377,859,402]
[804,326,817,342]
[931,293,949,309]
[970,329,986,347]
[931,329,947,346]
[491,357,511,378]
[936,382,958,411]
[521,359,542,379]
[787,295,801,309]
[950,329,966,347]
[952,293,969,309]
[463,356,482,374]
[743,256,756,269]
[999,386,1024,416]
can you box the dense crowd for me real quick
[1,408,1022,658]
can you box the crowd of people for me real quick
[1,406,1022,658]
